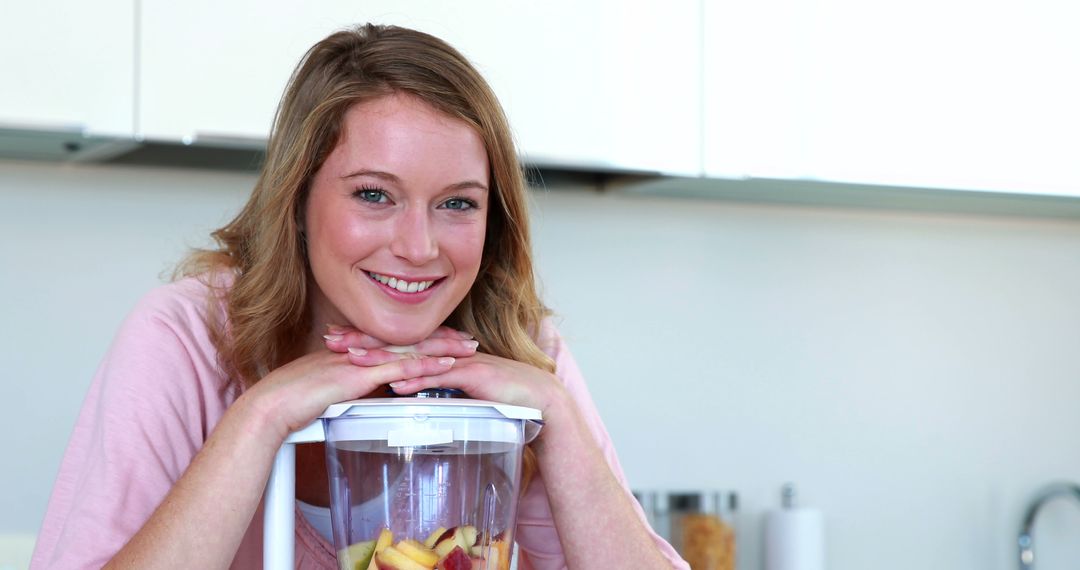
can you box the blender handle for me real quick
[263,419,326,570]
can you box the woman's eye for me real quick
[354,188,387,203]
[441,197,478,211]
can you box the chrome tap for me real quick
[1018,481,1080,569]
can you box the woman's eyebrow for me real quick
[341,168,400,182]
[342,168,488,193]
[445,180,489,193]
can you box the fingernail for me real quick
[464,340,479,350]
[323,334,344,342]
[347,347,367,356]
[326,324,348,334]
[388,381,406,389]
[437,357,455,366]
[459,332,475,340]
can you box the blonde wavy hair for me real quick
[177,24,551,484]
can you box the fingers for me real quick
[414,337,480,355]
[360,355,458,387]
[344,339,479,366]
[322,328,385,352]
[323,324,474,353]
[385,359,483,397]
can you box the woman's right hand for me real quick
[235,326,479,446]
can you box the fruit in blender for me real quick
[365,528,395,570]
[375,545,432,570]
[397,539,440,567]
[338,538,376,570]
[433,525,484,559]
[346,525,509,570]
[423,527,448,549]
[436,546,473,570]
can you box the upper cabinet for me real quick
[704,0,1080,195]
[0,0,134,137]
[139,0,701,175]
[6,1,1074,196]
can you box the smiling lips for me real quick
[367,271,439,293]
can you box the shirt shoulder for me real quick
[131,273,229,335]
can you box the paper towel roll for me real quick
[764,508,825,570]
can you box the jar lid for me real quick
[320,397,543,422]
[319,397,543,449]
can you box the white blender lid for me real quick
[320,397,543,448]
[319,397,542,422]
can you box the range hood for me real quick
[5,125,1080,219]
[0,126,139,163]
[0,126,268,171]
[0,125,658,188]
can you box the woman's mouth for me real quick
[366,271,440,293]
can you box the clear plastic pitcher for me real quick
[322,393,542,570]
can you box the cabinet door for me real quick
[0,0,134,136]
[704,0,1080,195]
[139,0,701,175]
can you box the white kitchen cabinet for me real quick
[704,0,1080,195]
[138,0,701,175]
[0,0,134,137]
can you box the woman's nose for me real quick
[389,207,439,264]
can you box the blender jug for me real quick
[264,391,542,570]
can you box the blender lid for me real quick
[320,398,543,448]
[319,397,542,422]
[285,397,543,446]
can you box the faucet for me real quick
[1018,481,1080,569]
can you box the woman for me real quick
[31,24,687,569]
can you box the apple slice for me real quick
[397,539,439,568]
[433,527,458,558]
[365,528,395,570]
[436,545,473,570]
[433,526,471,558]
[338,539,376,570]
[375,545,432,570]
[460,525,478,548]
[423,527,448,549]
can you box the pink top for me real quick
[31,277,687,570]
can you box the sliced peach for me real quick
[375,545,431,570]
[397,539,440,567]
[366,528,395,570]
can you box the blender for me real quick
[263,389,543,570]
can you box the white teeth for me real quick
[368,272,435,294]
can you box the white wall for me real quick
[2,160,1079,569]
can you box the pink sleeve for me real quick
[514,320,689,570]
[30,282,235,570]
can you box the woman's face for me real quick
[304,93,490,345]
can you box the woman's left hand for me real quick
[386,351,565,414]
